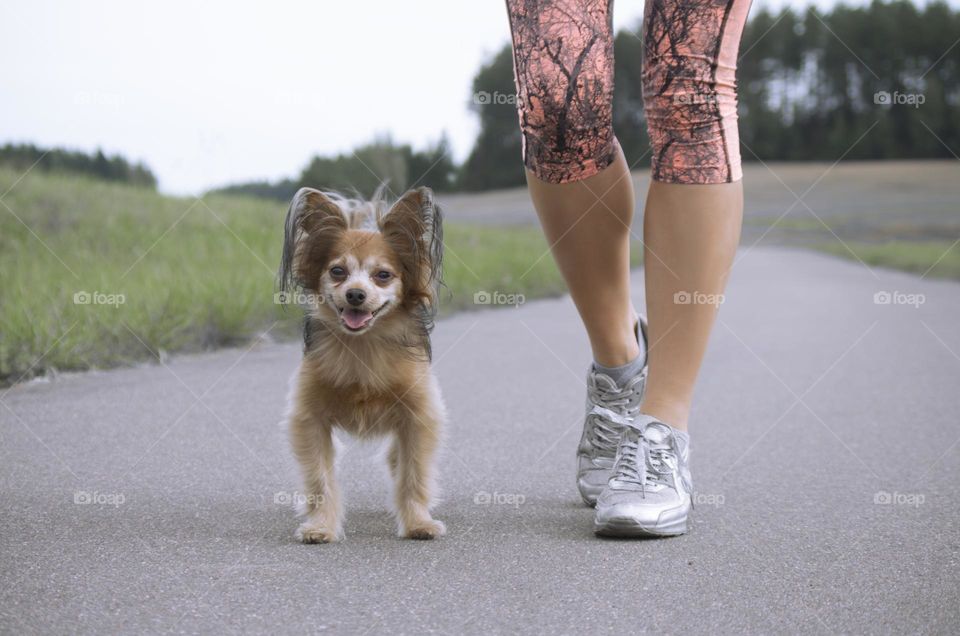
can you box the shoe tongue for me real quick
[591,371,618,390]
[621,426,640,444]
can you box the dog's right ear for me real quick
[278,188,347,294]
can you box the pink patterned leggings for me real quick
[506,0,752,184]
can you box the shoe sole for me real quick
[593,516,687,538]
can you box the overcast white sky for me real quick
[0,0,939,194]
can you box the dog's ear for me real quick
[380,187,443,303]
[278,188,347,293]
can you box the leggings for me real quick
[505,0,752,185]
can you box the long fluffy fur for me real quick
[278,186,444,360]
[279,185,447,543]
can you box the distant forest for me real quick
[5,1,955,197]
[461,0,960,190]
[0,143,156,188]
[211,135,457,201]
[216,1,960,198]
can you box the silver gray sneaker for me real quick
[576,318,648,506]
[594,415,692,537]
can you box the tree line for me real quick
[211,135,457,200]
[0,143,157,188]
[218,0,960,198]
[462,0,960,190]
[6,1,955,196]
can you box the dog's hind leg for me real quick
[290,411,343,543]
[390,414,445,540]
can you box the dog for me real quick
[278,185,446,543]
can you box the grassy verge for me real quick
[0,167,640,384]
[814,241,960,280]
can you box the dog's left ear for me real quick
[380,187,443,302]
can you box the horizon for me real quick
[2,0,953,195]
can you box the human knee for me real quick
[642,67,742,184]
[507,0,617,184]
[516,74,617,184]
[641,0,750,184]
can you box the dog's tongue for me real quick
[342,308,373,330]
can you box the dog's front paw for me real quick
[403,519,446,540]
[296,522,341,544]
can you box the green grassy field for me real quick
[0,167,641,384]
[5,162,955,385]
[815,240,960,280]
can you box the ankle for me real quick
[590,315,644,367]
[592,339,641,368]
[638,400,690,431]
[593,352,645,386]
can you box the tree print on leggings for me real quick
[642,0,747,183]
[506,0,617,184]
[505,0,749,184]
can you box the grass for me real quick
[0,167,641,385]
[743,215,826,232]
[4,162,956,385]
[815,240,960,280]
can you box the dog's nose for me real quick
[345,288,366,306]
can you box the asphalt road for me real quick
[2,246,959,634]
[440,160,960,246]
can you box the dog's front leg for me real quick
[390,413,445,540]
[289,410,342,543]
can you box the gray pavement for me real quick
[2,246,959,634]
[440,160,960,247]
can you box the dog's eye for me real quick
[329,266,346,279]
[375,270,393,281]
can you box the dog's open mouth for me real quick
[337,302,388,332]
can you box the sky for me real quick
[0,0,940,195]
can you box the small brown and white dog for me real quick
[278,186,446,543]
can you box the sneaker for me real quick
[593,415,692,537]
[576,317,648,506]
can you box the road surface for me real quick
[2,247,959,634]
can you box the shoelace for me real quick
[586,380,642,453]
[612,424,678,492]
